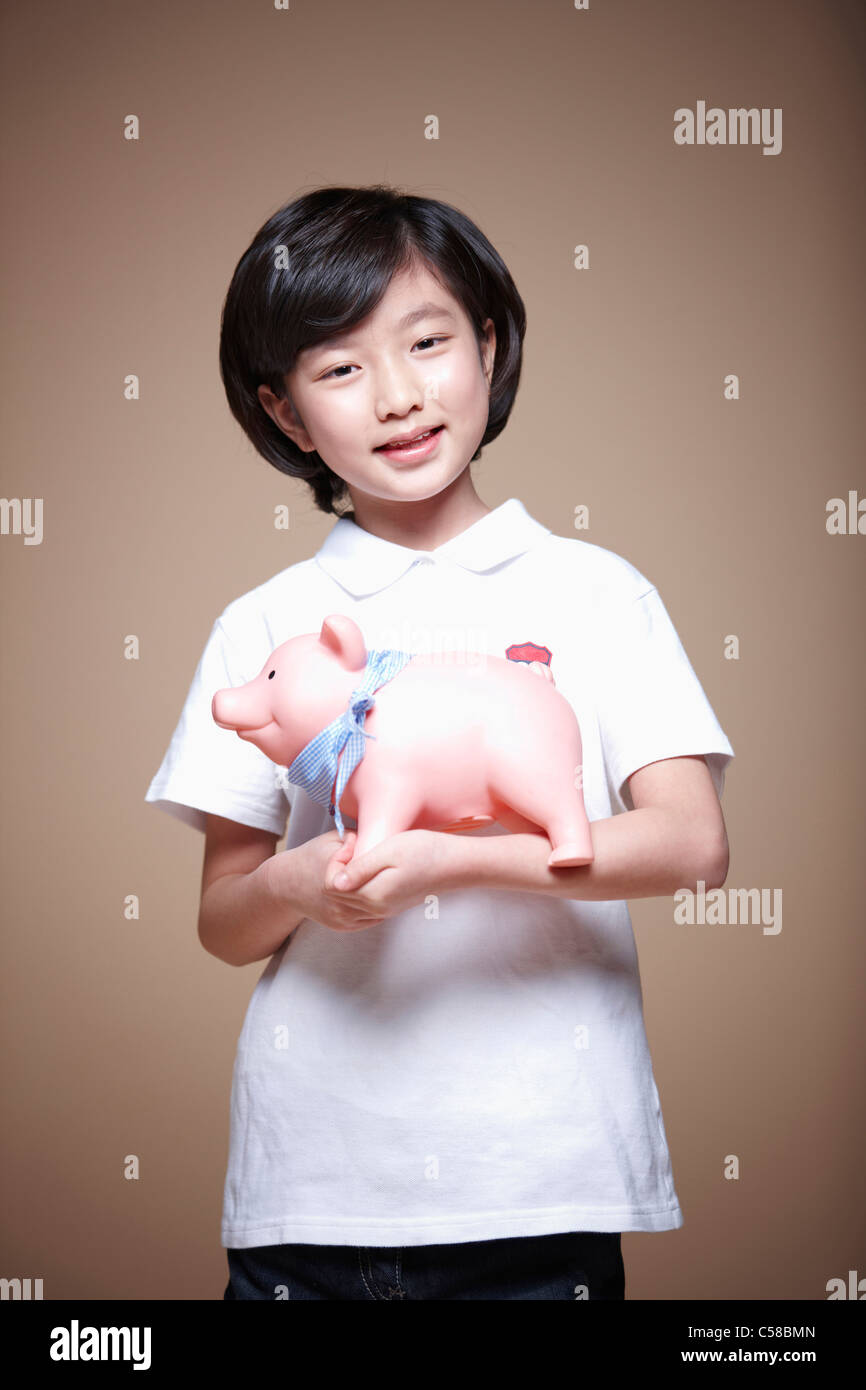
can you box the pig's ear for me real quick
[320,615,367,671]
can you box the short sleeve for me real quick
[594,585,735,814]
[144,616,290,837]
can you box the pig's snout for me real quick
[212,685,273,733]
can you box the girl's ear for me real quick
[257,383,316,452]
[479,317,496,389]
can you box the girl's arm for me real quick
[441,754,729,901]
[328,755,729,907]
[198,815,388,966]
[197,814,292,966]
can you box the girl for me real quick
[146,184,733,1299]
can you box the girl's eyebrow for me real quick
[396,302,457,331]
[312,302,457,353]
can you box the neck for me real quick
[345,470,491,552]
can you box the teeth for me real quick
[387,428,434,447]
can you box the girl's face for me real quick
[258,260,496,507]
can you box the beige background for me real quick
[1,0,863,1300]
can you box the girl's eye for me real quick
[320,337,448,380]
[321,363,358,380]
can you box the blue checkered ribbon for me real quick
[285,648,414,838]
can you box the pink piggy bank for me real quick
[212,614,594,868]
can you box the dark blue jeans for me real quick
[223,1230,625,1300]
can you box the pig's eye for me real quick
[268,670,276,679]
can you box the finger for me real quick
[332,851,378,891]
[325,834,357,886]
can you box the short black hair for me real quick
[218,184,526,516]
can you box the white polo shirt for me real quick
[145,496,734,1248]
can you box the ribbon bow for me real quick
[285,647,414,838]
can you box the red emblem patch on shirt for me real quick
[505,640,553,667]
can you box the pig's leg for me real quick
[351,787,419,859]
[543,805,595,867]
[491,767,594,868]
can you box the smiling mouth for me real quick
[375,425,445,451]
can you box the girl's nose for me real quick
[374,365,427,419]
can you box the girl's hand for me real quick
[322,829,464,922]
[267,829,388,934]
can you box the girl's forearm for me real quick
[444,809,728,902]
[198,857,305,967]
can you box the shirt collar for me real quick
[314,497,551,598]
